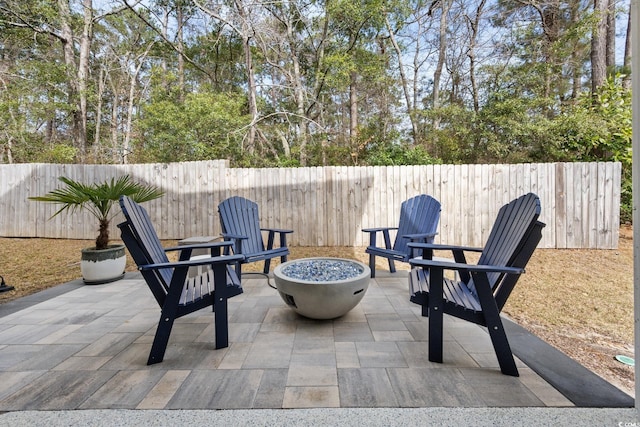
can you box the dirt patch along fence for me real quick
[0,161,620,249]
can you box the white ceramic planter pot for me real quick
[80,244,126,285]
[273,257,370,320]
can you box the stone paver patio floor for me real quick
[0,271,618,410]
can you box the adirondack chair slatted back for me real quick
[119,196,173,293]
[218,196,265,255]
[493,219,545,310]
[364,194,441,278]
[393,195,441,255]
[467,193,541,296]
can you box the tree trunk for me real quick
[1,130,12,163]
[94,66,105,160]
[232,0,258,155]
[124,45,154,164]
[606,0,615,69]
[96,219,110,250]
[349,71,358,141]
[161,8,170,90]
[536,3,561,101]
[310,6,330,164]
[57,0,83,154]
[76,0,93,161]
[622,4,631,89]
[108,76,121,163]
[244,33,258,156]
[177,5,185,102]
[386,16,418,142]
[313,9,330,165]
[432,0,450,129]
[570,1,581,100]
[591,0,609,93]
[467,0,486,114]
[123,75,136,165]
[286,12,308,165]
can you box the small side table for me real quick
[178,236,222,278]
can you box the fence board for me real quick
[0,161,621,249]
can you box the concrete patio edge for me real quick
[0,407,638,426]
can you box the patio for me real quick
[0,271,635,424]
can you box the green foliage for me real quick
[576,77,631,163]
[421,75,632,222]
[563,76,632,222]
[37,144,78,163]
[29,175,164,249]
[5,137,78,164]
[366,142,439,166]
[417,105,476,163]
[134,91,250,163]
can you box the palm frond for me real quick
[29,175,164,249]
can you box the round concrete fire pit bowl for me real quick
[273,257,370,320]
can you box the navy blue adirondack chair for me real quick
[408,193,545,376]
[218,196,293,276]
[362,194,441,278]
[118,195,244,365]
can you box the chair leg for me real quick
[213,264,230,349]
[146,271,189,365]
[369,254,376,278]
[382,230,395,273]
[428,268,444,363]
[213,296,229,349]
[485,318,519,376]
[474,272,519,376]
[263,259,271,274]
[148,314,175,365]
[388,258,396,273]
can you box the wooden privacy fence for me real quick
[0,160,620,249]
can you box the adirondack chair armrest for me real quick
[408,257,524,275]
[164,241,233,261]
[138,254,245,271]
[362,226,398,249]
[260,227,293,234]
[220,233,250,256]
[221,233,248,240]
[164,241,233,253]
[403,233,438,258]
[407,242,483,252]
[407,242,482,265]
[361,226,398,233]
[403,232,438,241]
[261,228,293,250]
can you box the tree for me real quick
[622,1,631,89]
[191,0,261,156]
[0,0,128,160]
[0,0,630,175]
[466,0,488,113]
[430,0,451,122]
[492,1,593,103]
[591,0,609,92]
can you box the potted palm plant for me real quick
[30,175,164,284]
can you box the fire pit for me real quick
[273,257,370,319]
